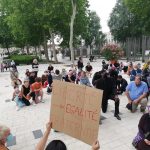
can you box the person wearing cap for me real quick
[132,106,150,150]
[85,62,93,77]
[0,124,12,150]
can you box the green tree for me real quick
[84,11,105,54]
[124,0,150,35]
[108,0,143,43]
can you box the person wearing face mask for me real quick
[0,124,13,150]
[126,75,148,113]
[132,106,150,150]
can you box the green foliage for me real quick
[108,0,143,42]
[84,11,106,49]
[10,55,39,65]
[124,0,150,35]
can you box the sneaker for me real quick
[16,107,20,111]
[32,101,36,106]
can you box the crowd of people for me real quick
[1,57,150,150]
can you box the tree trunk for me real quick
[50,31,58,63]
[43,31,49,61]
[34,46,37,56]
[26,44,30,54]
[69,0,77,65]
[38,45,42,60]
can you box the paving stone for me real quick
[5,99,11,102]
[33,130,43,139]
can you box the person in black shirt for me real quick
[29,71,36,85]
[65,71,76,83]
[77,57,84,71]
[48,64,54,73]
[96,72,121,120]
[133,107,150,150]
[117,75,128,94]
[85,62,93,77]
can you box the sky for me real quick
[89,0,117,33]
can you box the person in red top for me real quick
[31,77,44,103]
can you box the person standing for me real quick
[80,71,91,86]
[77,57,84,71]
[32,59,39,77]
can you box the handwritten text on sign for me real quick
[50,81,103,145]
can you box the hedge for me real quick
[10,55,40,65]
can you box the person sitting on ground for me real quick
[0,124,12,150]
[10,67,21,89]
[142,62,150,88]
[36,122,100,150]
[47,72,53,94]
[130,64,142,81]
[53,70,62,81]
[65,71,76,83]
[117,75,128,94]
[76,71,82,84]
[126,75,148,113]
[12,87,25,111]
[21,78,36,106]
[85,62,93,77]
[92,71,103,87]
[127,62,133,75]
[41,71,49,88]
[96,72,121,120]
[25,69,30,77]
[102,60,108,71]
[80,71,91,87]
[132,106,150,150]
[48,64,54,73]
[31,77,44,103]
[29,71,36,85]
[61,68,67,81]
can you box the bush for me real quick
[10,55,39,65]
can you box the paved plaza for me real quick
[0,58,149,150]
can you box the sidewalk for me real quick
[0,58,149,150]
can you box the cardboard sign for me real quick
[50,80,103,145]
